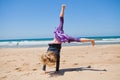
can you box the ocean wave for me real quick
[0,40,52,48]
[102,38,120,41]
[19,41,52,45]
[0,37,120,48]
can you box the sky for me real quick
[0,0,120,40]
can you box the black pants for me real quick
[42,44,61,71]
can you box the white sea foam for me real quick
[102,38,120,41]
[19,41,52,45]
[0,40,52,48]
[0,38,120,48]
[0,42,17,46]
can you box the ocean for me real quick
[0,36,120,48]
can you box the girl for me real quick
[41,4,95,74]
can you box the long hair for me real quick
[41,51,57,66]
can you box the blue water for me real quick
[0,38,53,42]
[0,36,120,48]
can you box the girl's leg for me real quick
[60,4,66,17]
[80,38,95,46]
[57,4,66,31]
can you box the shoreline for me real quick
[0,42,120,48]
[0,36,120,48]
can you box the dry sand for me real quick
[0,44,120,80]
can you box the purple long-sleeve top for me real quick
[54,17,80,43]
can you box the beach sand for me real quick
[0,44,120,80]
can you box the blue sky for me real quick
[0,0,120,39]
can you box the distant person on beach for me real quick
[17,42,19,46]
[41,4,95,74]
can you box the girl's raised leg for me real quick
[60,4,66,17]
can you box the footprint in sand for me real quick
[32,68,37,71]
[62,60,66,62]
[23,63,29,66]
[15,67,22,71]
[73,63,79,65]
[116,56,120,58]
[1,75,7,79]
[87,65,91,68]
[15,63,28,72]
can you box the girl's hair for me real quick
[41,51,57,66]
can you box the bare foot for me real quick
[91,40,95,46]
[62,4,66,9]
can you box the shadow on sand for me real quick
[47,66,107,77]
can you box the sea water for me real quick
[0,36,120,48]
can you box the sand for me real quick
[0,44,120,80]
